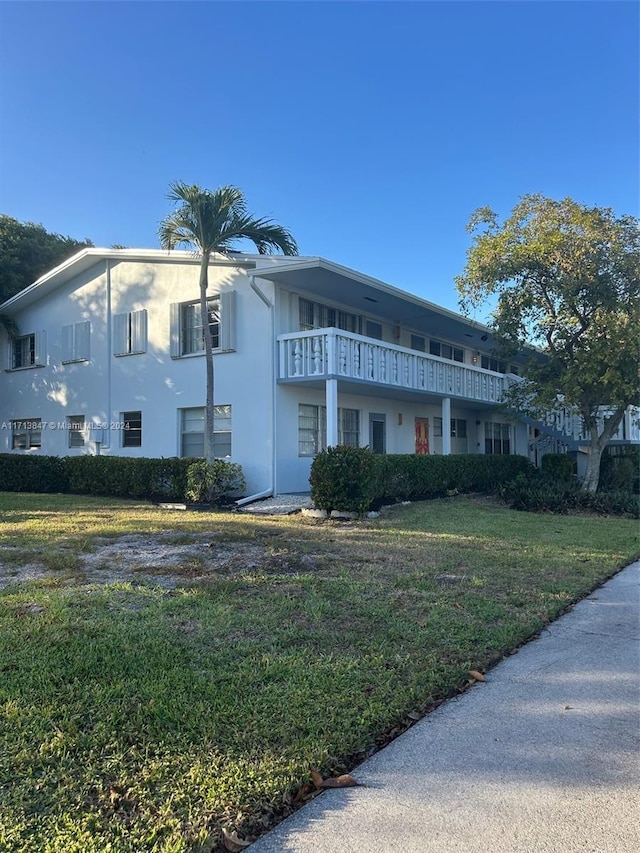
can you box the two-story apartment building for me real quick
[1,249,638,497]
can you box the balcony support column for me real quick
[326,378,339,447]
[442,397,452,455]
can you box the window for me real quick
[485,422,511,455]
[114,310,147,356]
[67,415,85,449]
[299,298,359,333]
[61,321,90,363]
[410,334,426,352]
[122,411,142,447]
[298,404,325,457]
[12,334,35,368]
[11,419,42,449]
[451,419,467,438]
[434,417,467,438]
[9,332,44,370]
[340,408,360,447]
[170,292,236,357]
[298,405,360,456]
[365,321,383,340]
[183,300,219,353]
[180,406,231,458]
[481,355,507,373]
[429,340,464,363]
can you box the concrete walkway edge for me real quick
[250,561,640,853]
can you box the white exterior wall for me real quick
[0,257,277,495]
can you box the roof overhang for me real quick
[252,256,496,349]
[0,247,260,313]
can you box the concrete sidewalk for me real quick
[250,561,640,853]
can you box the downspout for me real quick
[102,259,112,450]
[235,276,276,505]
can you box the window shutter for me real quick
[62,324,74,362]
[62,321,90,362]
[76,321,90,361]
[220,290,236,351]
[34,331,46,366]
[169,303,181,358]
[130,310,147,354]
[113,313,128,356]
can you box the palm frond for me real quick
[158,182,298,257]
[0,314,19,339]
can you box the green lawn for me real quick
[0,492,638,853]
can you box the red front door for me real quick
[415,418,429,455]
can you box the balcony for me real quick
[278,328,510,405]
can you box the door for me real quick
[415,417,429,454]
[369,413,386,454]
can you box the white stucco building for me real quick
[1,249,637,496]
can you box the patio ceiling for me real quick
[252,257,495,350]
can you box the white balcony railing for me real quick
[278,330,640,445]
[278,328,509,405]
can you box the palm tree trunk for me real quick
[199,252,215,462]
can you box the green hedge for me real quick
[600,448,640,494]
[541,453,576,482]
[64,456,192,501]
[0,454,245,504]
[310,447,534,512]
[0,454,68,494]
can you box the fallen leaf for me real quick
[319,774,359,788]
[407,710,422,721]
[469,670,485,682]
[222,828,251,851]
[310,770,324,789]
[294,783,314,802]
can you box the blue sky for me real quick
[0,1,637,314]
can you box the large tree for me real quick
[456,194,640,492]
[0,214,93,303]
[158,182,298,461]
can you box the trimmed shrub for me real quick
[375,454,533,503]
[0,454,204,502]
[64,456,193,501]
[0,453,68,493]
[310,449,534,513]
[541,453,576,482]
[310,445,379,513]
[185,460,246,505]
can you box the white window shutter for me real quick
[169,303,181,358]
[220,290,236,351]
[61,324,74,362]
[130,310,147,354]
[77,321,90,360]
[34,331,46,366]
[113,313,127,356]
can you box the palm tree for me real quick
[158,181,298,460]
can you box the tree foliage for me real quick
[0,214,93,304]
[158,181,298,461]
[456,194,640,492]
